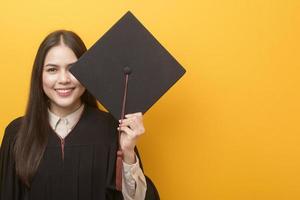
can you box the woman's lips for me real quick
[55,88,75,97]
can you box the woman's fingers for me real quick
[119,117,141,127]
[119,113,142,126]
[118,122,145,135]
[124,112,142,118]
[119,114,145,138]
[118,112,145,153]
[118,126,135,137]
[119,113,145,134]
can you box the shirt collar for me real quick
[48,104,85,131]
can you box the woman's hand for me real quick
[118,112,145,164]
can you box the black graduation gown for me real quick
[0,105,124,200]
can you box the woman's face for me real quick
[42,44,85,116]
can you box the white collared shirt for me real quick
[48,104,84,139]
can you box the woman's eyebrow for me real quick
[44,62,76,68]
[44,63,59,67]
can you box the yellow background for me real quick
[1,0,300,199]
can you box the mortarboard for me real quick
[70,11,186,192]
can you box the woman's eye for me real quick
[46,68,57,73]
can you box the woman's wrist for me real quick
[122,150,136,164]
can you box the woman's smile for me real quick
[55,87,75,97]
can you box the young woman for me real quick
[0,30,147,200]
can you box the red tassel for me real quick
[116,150,123,191]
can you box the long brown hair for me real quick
[14,30,97,187]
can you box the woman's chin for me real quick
[50,98,80,111]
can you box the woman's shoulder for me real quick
[85,105,117,125]
[84,105,118,140]
[1,117,23,146]
[4,117,23,137]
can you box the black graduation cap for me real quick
[70,11,186,192]
[70,11,185,120]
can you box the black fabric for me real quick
[0,117,25,200]
[70,11,186,121]
[145,176,160,200]
[0,105,124,200]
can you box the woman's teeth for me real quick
[55,88,74,96]
[57,89,72,92]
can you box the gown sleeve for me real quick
[0,118,24,200]
[105,115,124,200]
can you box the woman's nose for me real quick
[58,70,71,83]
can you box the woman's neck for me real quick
[49,101,83,118]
